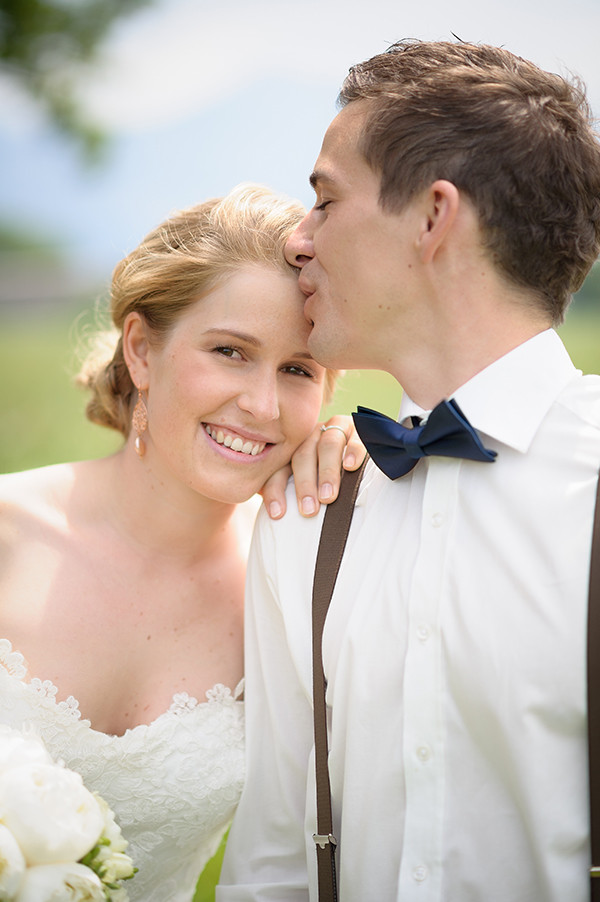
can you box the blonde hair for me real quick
[78,183,337,435]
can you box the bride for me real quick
[0,184,360,901]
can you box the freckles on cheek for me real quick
[301,406,323,442]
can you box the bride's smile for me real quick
[126,265,327,506]
[203,424,268,458]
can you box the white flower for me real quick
[104,890,128,902]
[0,823,26,900]
[0,763,103,866]
[0,726,52,771]
[82,795,135,895]
[0,728,135,900]
[94,794,128,855]
[95,847,135,885]
[14,862,105,902]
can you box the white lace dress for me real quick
[0,639,245,902]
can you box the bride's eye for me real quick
[282,364,313,378]
[214,346,243,360]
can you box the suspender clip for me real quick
[313,833,337,850]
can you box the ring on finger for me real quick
[320,424,348,440]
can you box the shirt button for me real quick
[416,624,431,642]
[417,745,431,762]
[431,512,444,527]
[413,865,428,882]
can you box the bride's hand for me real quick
[259,415,366,520]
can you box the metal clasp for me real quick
[313,833,338,850]
[590,866,600,878]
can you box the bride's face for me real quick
[142,264,326,504]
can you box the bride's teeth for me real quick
[205,426,265,456]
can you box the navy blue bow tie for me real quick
[352,399,497,479]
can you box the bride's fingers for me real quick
[259,465,292,520]
[340,417,367,471]
[259,416,367,521]
[296,416,366,514]
[289,426,327,517]
[259,423,338,521]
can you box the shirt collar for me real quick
[398,329,579,453]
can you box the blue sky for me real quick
[2,0,600,282]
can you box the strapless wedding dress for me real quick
[0,638,245,902]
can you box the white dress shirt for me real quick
[218,329,600,902]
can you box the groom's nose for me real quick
[285,215,314,268]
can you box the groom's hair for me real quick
[339,39,600,323]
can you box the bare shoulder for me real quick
[0,460,105,540]
[0,461,103,603]
[0,463,77,519]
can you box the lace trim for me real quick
[0,638,244,733]
[169,683,241,715]
[30,678,83,719]
[0,638,27,680]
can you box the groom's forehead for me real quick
[309,105,376,193]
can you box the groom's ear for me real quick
[416,179,460,265]
[122,312,150,389]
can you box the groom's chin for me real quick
[307,329,338,369]
[308,331,353,372]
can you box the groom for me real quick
[218,39,600,900]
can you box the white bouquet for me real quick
[0,726,136,901]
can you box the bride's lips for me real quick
[203,423,274,460]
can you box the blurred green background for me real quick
[1,264,599,476]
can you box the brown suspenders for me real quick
[311,459,367,902]
[312,463,600,901]
[588,470,600,899]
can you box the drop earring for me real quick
[132,387,148,457]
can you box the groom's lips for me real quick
[298,273,315,298]
[304,291,317,325]
[298,276,317,324]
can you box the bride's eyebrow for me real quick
[202,328,261,347]
[203,328,317,362]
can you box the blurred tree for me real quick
[0,0,154,160]
[0,221,60,256]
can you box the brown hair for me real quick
[338,39,600,323]
[79,183,337,435]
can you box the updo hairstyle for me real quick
[78,183,335,437]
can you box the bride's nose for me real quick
[237,371,280,422]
